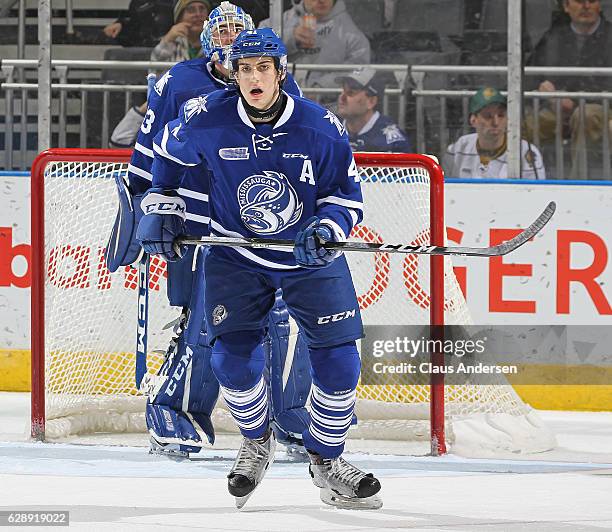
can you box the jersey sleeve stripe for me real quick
[127,163,152,181]
[178,187,209,202]
[134,142,154,158]
[348,208,359,228]
[186,212,210,224]
[316,196,364,211]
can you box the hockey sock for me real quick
[220,377,269,440]
[212,330,270,439]
[302,342,360,458]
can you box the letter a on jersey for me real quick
[299,159,315,185]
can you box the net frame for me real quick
[29,149,553,456]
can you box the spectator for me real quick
[110,0,211,148]
[526,0,612,175]
[443,87,546,179]
[103,0,174,47]
[151,0,211,62]
[335,67,411,153]
[259,0,371,92]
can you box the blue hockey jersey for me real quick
[151,92,363,272]
[347,111,412,153]
[128,56,302,236]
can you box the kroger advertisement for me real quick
[0,174,611,351]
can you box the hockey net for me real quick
[30,149,555,456]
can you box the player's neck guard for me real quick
[240,90,287,124]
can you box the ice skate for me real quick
[228,430,276,509]
[308,452,382,510]
[148,436,190,461]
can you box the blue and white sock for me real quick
[220,377,269,440]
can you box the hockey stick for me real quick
[176,202,555,257]
[134,73,158,389]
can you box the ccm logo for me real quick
[144,202,185,214]
[243,41,261,46]
[317,309,356,324]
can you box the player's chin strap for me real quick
[239,88,287,123]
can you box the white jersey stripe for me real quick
[134,142,154,158]
[127,163,152,181]
[316,195,364,211]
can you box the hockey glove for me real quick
[136,188,187,262]
[293,216,342,268]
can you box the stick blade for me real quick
[492,201,556,256]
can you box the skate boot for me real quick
[228,430,276,509]
[308,452,382,510]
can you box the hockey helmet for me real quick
[200,1,254,65]
[229,28,288,76]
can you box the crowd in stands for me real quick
[3,0,610,178]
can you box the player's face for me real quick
[470,104,507,145]
[337,83,376,119]
[304,0,335,18]
[235,57,283,110]
[564,0,601,26]
[181,2,210,30]
[212,20,245,48]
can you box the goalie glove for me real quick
[293,216,342,269]
[136,188,187,262]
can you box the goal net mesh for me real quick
[39,157,555,454]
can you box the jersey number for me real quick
[140,109,156,134]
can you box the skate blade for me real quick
[319,489,383,510]
[234,492,254,510]
[148,441,190,461]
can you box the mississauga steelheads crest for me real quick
[237,171,304,235]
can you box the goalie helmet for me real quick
[229,28,288,77]
[200,1,254,66]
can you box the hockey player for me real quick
[108,2,309,458]
[138,28,382,510]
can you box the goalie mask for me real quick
[200,1,254,68]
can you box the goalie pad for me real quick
[268,290,312,446]
[105,173,144,272]
[144,247,219,455]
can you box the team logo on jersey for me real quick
[219,147,250,160]
[237,171,303,235]
[382,124,406,144]
[154,72,172,96]
[324,110,345,136]
[212,305,228,325]
[183,95,208,123]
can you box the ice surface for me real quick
[1,392,612,531]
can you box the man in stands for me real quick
[444,87,546,179]
[336,67,411,153]
[259,0,371,94]
[527,0,612,175]
[150,0,211,62]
